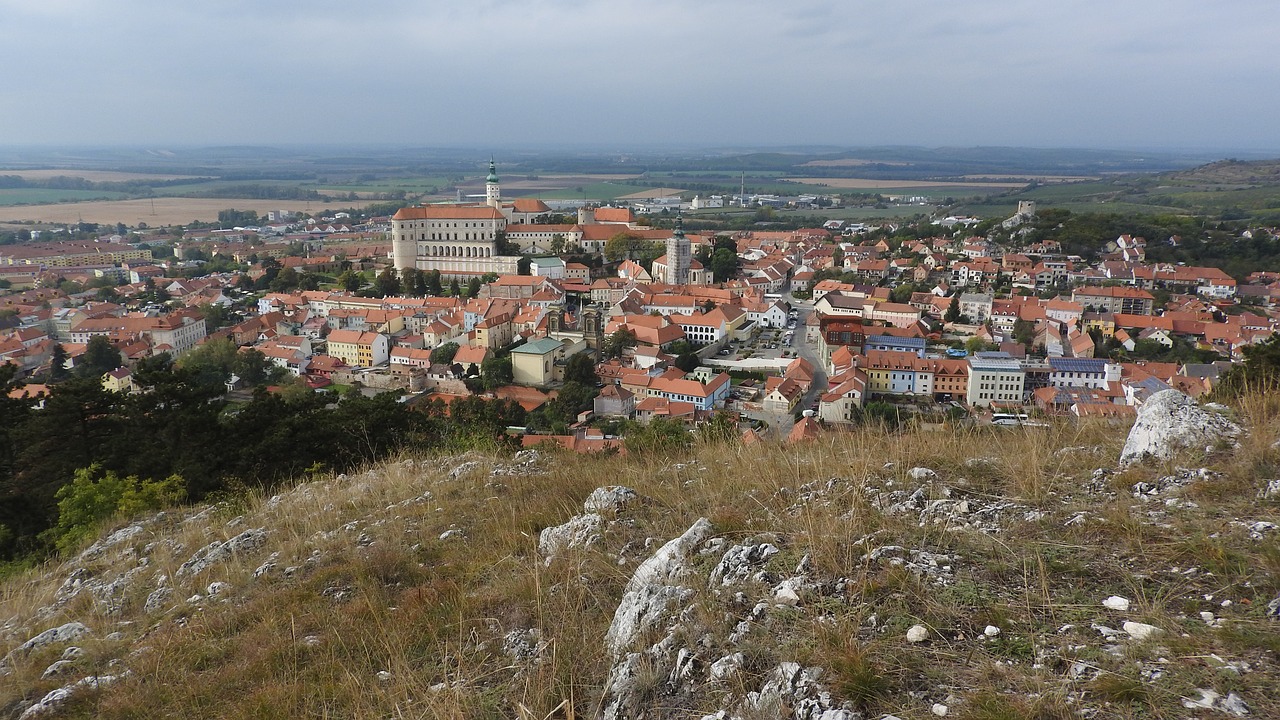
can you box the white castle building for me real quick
[391,160,549,278]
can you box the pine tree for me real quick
[945,295,960,323]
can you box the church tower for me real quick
[664,215,691,285]
[581,305,604,349]
[485,159,501,209]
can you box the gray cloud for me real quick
[2,0,1277,150]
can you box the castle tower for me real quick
[664,215,691,286]
[485,159,501,209]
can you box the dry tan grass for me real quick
[2,413,1277,718]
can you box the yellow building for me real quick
[324,329,389,367]
[510,337,589,387]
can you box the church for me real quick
[391,161,552,278]
[650,218,712,285]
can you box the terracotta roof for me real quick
[393,205,504,220]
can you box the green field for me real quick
[0,188,129,206]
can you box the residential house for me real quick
[324,329,389,367]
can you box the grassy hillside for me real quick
[1,396,1278,719]
[963,159,1280,221]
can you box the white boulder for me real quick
[1120,390,1239,467]
[907,624,930,643]
[583,486,638,515]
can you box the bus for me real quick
[992,412,1030,426]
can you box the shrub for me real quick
[47,463,186,553]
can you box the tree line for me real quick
[0,354,527,562]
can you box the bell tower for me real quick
[485,159,501,209]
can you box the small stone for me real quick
[908,467,937,481]
[1182,688,1220,710]
[1123,621,1163,641]
[1221,691,1250,716]
[41,660,76,679]
[983,625,1001,637]
[774,580,802,607]
[1103,595,1131,611]
[206,581,231,597]
[931,704,949,717]
[709,653,743,682]
[376,670,392,682]
[907,624,929,643]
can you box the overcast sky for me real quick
[3,0,1277,151]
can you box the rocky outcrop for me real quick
[18,672,125,719]
[600,518,713,720]
[176,528,268,578]
[1120,390,1240,467]
[7,622,90,661]
[538,514,604,562]
[604,518,713,661]
[538,486,639,564]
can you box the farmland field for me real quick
[0,169,203,182]
[0,188,130,206]
[0,198,370,226]
[786,177,1029,189]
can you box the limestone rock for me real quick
[143,587,173,614]
[710,652,744,682]
[1103,595,1131,611]
[1123,620,1163,641]
[908,467,938,481]
[10,622,90,659]
[177,528,268,577]
[907,624,929,643]
[1120,390,1239,467]
[19,673,123,719]
[77,524,145,561]
[604,518,712,659]
[742,663,860,720]
[711,543,780,586]
[537,513,603,562]
[599,518,712,720]
[583,485,638,515]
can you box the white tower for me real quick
[485,159,501,208]
[664,216,691,286]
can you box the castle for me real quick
[391,161,551,278]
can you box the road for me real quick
[732,291,827,436]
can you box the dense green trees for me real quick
[430,342,460,365]
[0,360,475,559]
[1215,334,1280,398]
[602,329,638,359]
[944,296,961,323]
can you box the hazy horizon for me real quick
[4,1,1279,152]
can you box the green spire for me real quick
[486,159,499,184]
[673,213,685,238]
